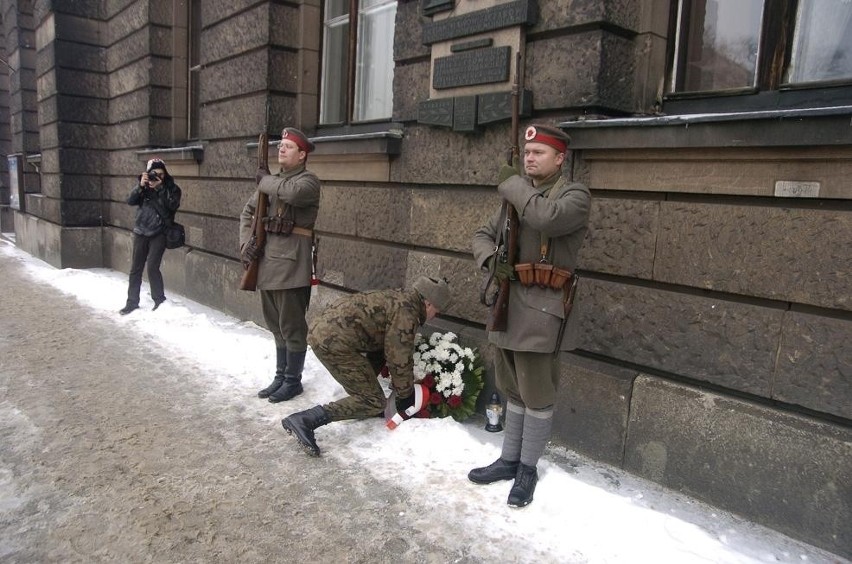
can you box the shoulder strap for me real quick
[148,190,174,227]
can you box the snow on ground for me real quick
[1,238,843,564]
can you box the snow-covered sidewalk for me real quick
[1,238,843,564]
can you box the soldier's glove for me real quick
[255,166,271,185]
[497,155,520,184]
[487,256,516,283]
[386,384,429,430]
[241,239,263,268]
[395,390,416,417]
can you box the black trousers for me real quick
[126,232,167,306]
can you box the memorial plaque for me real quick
[453,96,477,132]
[433,46,511,89]
[478,89,532,124]
[422,0,538,45]
[418,98,454,127]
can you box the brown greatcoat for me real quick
[239,165,320,290]
[472,172,591,353]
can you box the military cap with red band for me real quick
[524,125,570,153]
[282,127,315,153]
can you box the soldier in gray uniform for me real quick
[281,276,451,456]
[240,127,320,403]
[470,124,591,507]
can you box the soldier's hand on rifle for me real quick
[497,155,521,184]
[241,239,263,268]
[255,166,271,185]
[487,256,516,283]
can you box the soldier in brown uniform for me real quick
[470,125,591,507]
[281,276,451,456]
[240,127,320,403]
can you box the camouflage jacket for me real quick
[309,288,426,395]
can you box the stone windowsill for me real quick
[246,129,403,182]
[559,105,852,150]
[245,129,403,156]
[135,146,204,177]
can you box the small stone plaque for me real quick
[422,0,454,17]
[433,46,511,89]
[451,38,493,53]
[774,180,820,198]
[453,96,477,132]
[422,0,538,45]
[478,89,532,124]
[418,98,454,127]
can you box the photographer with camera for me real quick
[119,158,182,315]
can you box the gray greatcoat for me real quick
[472,172,591,353]
[239,165,320,290]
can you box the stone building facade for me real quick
[0,0,849,557]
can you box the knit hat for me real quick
[413,276,451,311]
[146,158,168,174]
[524,125,570,153]
[281,128,315,153]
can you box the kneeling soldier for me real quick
[281,276,451,456]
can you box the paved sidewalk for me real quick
[0,248,467,563]
[0,242,846,563]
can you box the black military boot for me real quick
[268,350,305,403]
[281,406,331,456]
[258,347,287,399]
[507,463,538,508]
[468,458,520,484]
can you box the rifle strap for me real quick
[478,201,509,307]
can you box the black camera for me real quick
[147,172,161,182]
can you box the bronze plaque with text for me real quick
[433,47,511,89]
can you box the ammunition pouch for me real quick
[514,262,572,291]
[262,215,294,235]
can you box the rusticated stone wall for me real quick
[560,135,852,555]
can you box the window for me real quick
[188,0,202,139]
[668,0,852,99]
[319,0,397,125]
[785,2,852,84]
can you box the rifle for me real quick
[239,108,271,291]
[487,52,522,332]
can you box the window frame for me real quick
[663,0,852,113]
[318,0,397,127]
[187,0,202,141]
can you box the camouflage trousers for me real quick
[309,332,386,421]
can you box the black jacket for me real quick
[128,177,182,237]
